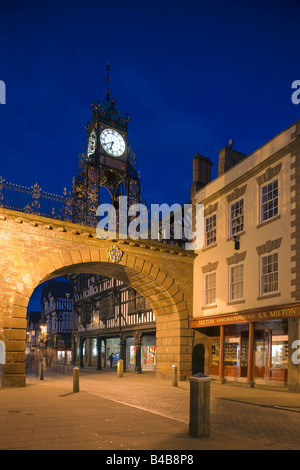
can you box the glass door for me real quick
[254,337,266,378]
[254,331,271,379]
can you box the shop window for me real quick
[224,338,240,366]
[211,338,220,366]
[255,338,265,369]
[142,345,157,367]
[272,335,288,369]
[129,346,136,365]
[57,351,65,363]
[241,336,248,367]
[92,339,97,357]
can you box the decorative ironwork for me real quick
[0,177,70,220]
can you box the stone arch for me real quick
[0,208,195,387]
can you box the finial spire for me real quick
[105,62,110,101]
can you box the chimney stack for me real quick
[191,153,213,195]
[218,141,246,176]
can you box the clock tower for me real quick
[72,63,141,228]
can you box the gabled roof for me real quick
[42,279,73,301]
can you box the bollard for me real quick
[189,374,211,438]
[172,364,178,387]
[39,361,44,381]
[73,367,80,393]
[117,359,124,377]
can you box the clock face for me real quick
[100,128,126,157]
[87,130,96,157]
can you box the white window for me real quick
[229,264,244,301]
[64,313,71,331]
[205,214,216,247]
[230,199,244,236]
[260,253,279,295]
[204,272,216,306]
[260,179,278,223]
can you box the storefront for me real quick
[126,337,136,371]
[191,304,300,386]
[126,335,157,372]
[106,338,120,368]
[141,335,157,371]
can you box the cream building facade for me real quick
[191,119,300,392]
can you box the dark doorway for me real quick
[192,343,205,375]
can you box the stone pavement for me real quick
[0,368,300,450]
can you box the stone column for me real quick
[96,335,102,370]
[155,307,194,381]
[71,335,77,365]
[135,332,142,374]
[119,335,126,371]
[79,337,85,369]
[88,338,92,367]
[288,318,300,393]
[0,287,29,388]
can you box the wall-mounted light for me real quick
[233,235,240,251]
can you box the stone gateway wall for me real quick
[0,208,196,387]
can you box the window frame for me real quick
[229,263,244,302]
[260,252,279,297]
[204,271,217,307]
[205,213,217,248]
[260,178,279,224]
[229,198,244,238]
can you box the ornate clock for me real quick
[100,128,126,157]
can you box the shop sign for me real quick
[191,305,300,328]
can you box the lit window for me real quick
[204,272,216,306]
[230,199,244,236]
[261,180,278,223]
[260,253,278,295]
[229,264,244,301]
[205,214,216,247]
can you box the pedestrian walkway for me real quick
[0,368,299,450]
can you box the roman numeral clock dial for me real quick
[100,128,126,157]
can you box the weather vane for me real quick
[105,62,110,101]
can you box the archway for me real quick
[0,207,195,387]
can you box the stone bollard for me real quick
[172,364,178,387]
[39,361,44,381]
[117,359,124,377]
[73,367,80,393]
[189,374,211,438]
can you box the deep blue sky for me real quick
[1,0,299,310]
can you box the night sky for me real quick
[1,0,299,310]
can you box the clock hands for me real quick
[105,141,115,150]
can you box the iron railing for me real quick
[0,177,73,222]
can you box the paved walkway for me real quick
[0,368,300,450]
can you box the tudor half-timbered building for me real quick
[41,280,73,364]
[70,274,157,372]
